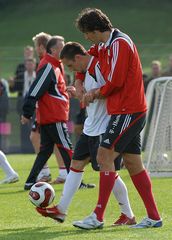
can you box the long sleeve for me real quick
[100,40,131,97]
[22,63,53,119]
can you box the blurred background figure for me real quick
[20,57,37,153]
[9,46,35,100]
[9,46,36,153]
[0,150,19,184]
[162,54,172,76]
[144,60,162,93]
[0,76,9,151]
[22,58,36,98]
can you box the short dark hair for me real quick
[46,38,57,54]
[75,8,113,33]
[60,42,87,60]
[46,35,64,54]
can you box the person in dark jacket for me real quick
[21,36,73,190]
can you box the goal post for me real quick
[142,77,172,177]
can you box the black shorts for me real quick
[40,122,73,152]
[100,112,146,154]
[73,133,122,171]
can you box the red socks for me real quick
[94,170,160,221]
[94,171,116,221]
[131,170,160,220]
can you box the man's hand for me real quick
[82,88,102,106]
[66,86,76,98]
[76,87,86,101]
[82,89,96,106]
[74,79,86,101]
[21,115,31,125]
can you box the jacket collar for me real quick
[44,53,61,68]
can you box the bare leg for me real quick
[52,145,68,183]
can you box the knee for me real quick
[96,150,105,166]
[123,157,133,170]
[71,160,87,171]
[96,148,109,169]
[123,153,144,174]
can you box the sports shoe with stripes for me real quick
[79,182,96,189]
[130,217,162,228]
[24,182,34,190]
[36,205,66,223]
[73,212,104,230]
[112,213,136,226]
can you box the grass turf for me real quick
[0,154,171,240]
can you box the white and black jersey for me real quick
[83,57,110,136]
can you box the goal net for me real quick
[142,77,172,177]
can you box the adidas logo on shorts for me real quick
[103,139,110,144]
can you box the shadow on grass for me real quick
[0,189,24,195]
[0,185,63,195]
[0,225,128,240]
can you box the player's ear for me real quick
[74,54,81,62]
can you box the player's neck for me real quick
[84,55,92,71]
[100,31,112,43]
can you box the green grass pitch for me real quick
[0,154,172,240]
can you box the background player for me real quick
[21,36,72,190]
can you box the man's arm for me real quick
[74,78,86,101]
[74,45,99,100]
[21,63,53,122]
[100,40,131,97]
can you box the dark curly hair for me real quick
[75,8,113,33]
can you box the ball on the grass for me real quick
[29,182,55,207]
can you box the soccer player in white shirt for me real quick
[36,42,136,227]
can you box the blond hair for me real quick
[32,32,51,48]
[151,60,161,67]
[24,45,34,52]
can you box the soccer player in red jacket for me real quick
[71,8,162,229]
[21,36,73,190]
